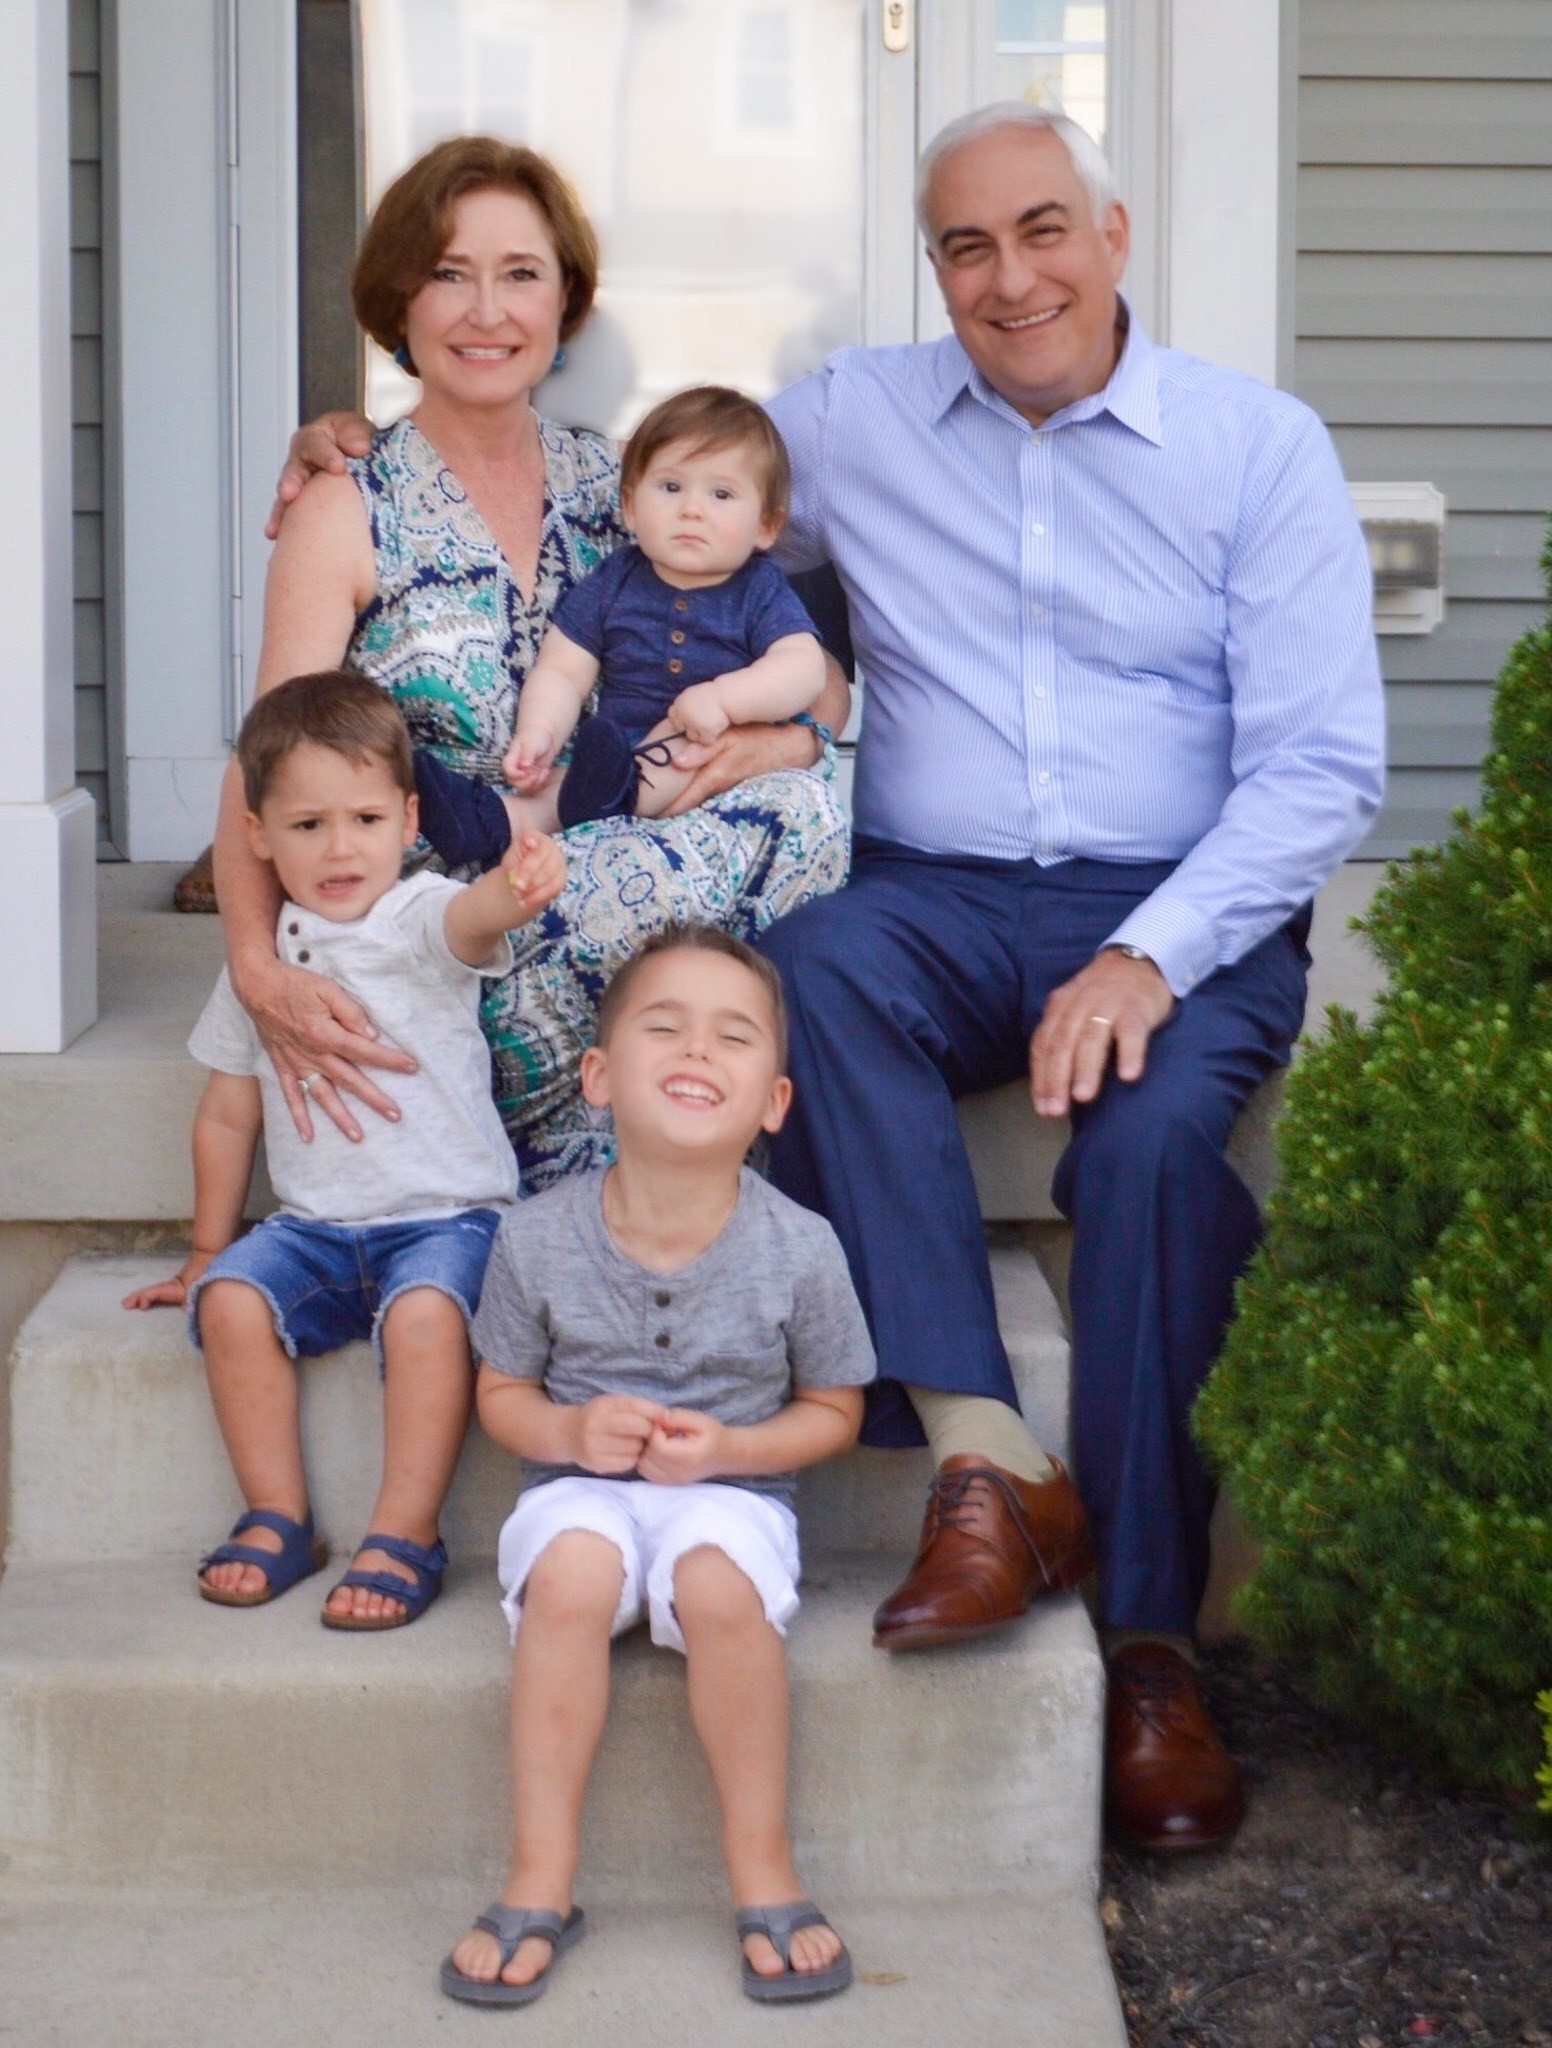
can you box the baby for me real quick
[125,670,566,1628]
[440,925,875,2008]
[413,385,828,864]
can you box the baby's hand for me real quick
[574,1393,665,1475]
[636,1408,726,1486]
[668,684,731,747]
[502,830,568,921]
[122,1249,216,1312]
[504,723,557,794]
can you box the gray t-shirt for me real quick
[188,873,518,1225]
[472,1168,876,1507]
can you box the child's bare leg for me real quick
[197,1280,309,1599]
[675,1546,843,1980]
[451,1531,624,1989]
[630,716,700,820]
[324,1287,473,1624]
[500,787,562,837]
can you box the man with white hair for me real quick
[755,103,1383,1852]
[271,104,1383,1853]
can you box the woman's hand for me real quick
[122,1248,218,1312]
[504,722,558,793]
[235,951,417,1143]
[661,721,823,817]
[265,410,376,540]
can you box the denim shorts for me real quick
[187,1208,503,1373]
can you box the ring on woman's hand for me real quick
[1087,1015,1113,1028]
[298,1072,322,1096]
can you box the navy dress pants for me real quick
[759,837,1309,1635]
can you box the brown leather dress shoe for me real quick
[1105,1641,1245,1852]
[871,1453,1095,1650]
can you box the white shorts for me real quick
[496,1475,802,1656]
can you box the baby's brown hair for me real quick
[620,386,791,527]
[236,671,415,813]
[595,923,789,1071]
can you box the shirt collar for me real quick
[928,299,1163,446]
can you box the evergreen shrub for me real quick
[1197,527,1552,1800]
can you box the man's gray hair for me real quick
[915,101,1118,239]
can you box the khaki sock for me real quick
[1103,1627,1197,1667]
[904,1386,1055,1484]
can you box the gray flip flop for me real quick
[738,1901,852,2002]
[439,1903,587,2006]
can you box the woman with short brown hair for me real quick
[214,130,847,1210]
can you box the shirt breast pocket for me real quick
[696,1340,791,1427]
[1060,593,1228,702]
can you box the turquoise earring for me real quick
[551,346,567,371]
[393,340,415,373]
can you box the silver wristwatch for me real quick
[1105,943,1154,965]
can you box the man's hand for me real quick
[573,1394,666,1476]
[265,410,375,540]
[235,953,415,1142]
[503,723,558,794]
[122,1248,217,1312]
[1029,949,1177,1118]
[667,682,732,747]
[661,721,821,817]
[501,830,568,922]
[636,1409,727,1486]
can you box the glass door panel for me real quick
[995,1,1108,148]
[359,0,867,436]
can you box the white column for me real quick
[1165,0,1284,386]
[0,0,97,1051]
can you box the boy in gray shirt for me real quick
[442,927,875,2011]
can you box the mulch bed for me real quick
[1101,1642,1552,2048]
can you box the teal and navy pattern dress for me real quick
[346,416,849,1188]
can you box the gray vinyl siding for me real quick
[1294,0,1552,859]
[68,0,122,853]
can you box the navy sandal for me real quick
[319,1530,448,1631]
[439,1903,587,2006]
[197,1508,327,1608]
[738,1901,853,2002]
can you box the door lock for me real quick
[883,0,910,53]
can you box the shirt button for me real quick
[668,659,683,674]
[670,629,685,645]
[1031,522,1045,536]
[1037,772,1051,786]
[287,922,299,935]
[297,948,311,962]
[654,1290,671,1307]
[655,1331,671,1349]
[1030,602,1044,619]
[1033,686,1047,699]
[674,597,689,612]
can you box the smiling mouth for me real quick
[991,305,1065,332]
[662,1076,724,1109]
[451,345,517,360]
[318,874,364,893]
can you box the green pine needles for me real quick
[1197,520,1552,1803]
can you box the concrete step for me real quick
[7,1245,1071,1564]
[0,860,1389,1224]
[0,1559,1103,1900]
[0,1878,1128,2048]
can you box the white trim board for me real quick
[115,0,297,861]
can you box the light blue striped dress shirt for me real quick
[765,312,1385,998]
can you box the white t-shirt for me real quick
[188,872,518,1224]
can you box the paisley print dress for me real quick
[347,416,849,1189]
